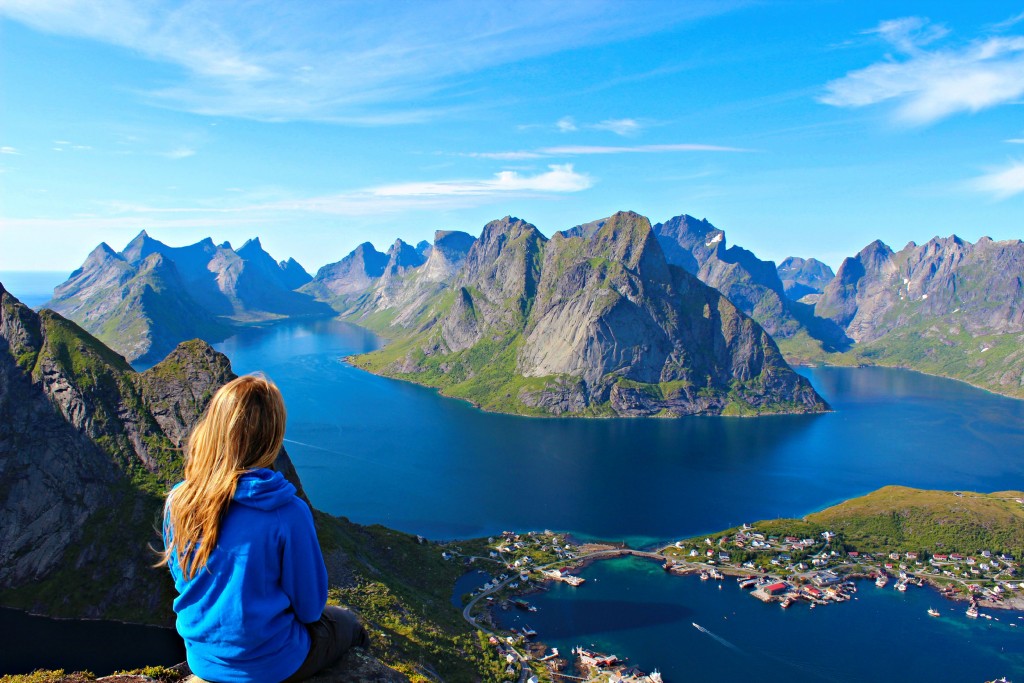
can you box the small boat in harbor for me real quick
[928,608,940,617]
[967,605,979,618]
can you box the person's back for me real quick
[161,374,367,683]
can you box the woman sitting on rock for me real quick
[160,374,368,683]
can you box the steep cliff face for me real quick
[46,233,329,364]
[652,214,849,352]
[0,283,239,619]
[815,236,1024,396]
[352,212,827,417]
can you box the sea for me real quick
[0,278,1021,679]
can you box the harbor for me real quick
[483,554,1024,683]
[456,527,1023,682]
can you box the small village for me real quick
[449,525,1023,683]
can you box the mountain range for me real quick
[45,231,333,365]
[326,212,827,417]
[42,211,1024,402]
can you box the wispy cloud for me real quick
[591,118,642,136]
[542,143,748,155]
[556,116,578,133]
[991,11,1024,32]
[465,143,749,159]
[0,146,20,155]
[969,160,1024,199]
[369,164,590,197]
[821,17,1024,124]
[1006,138,1024,144]
[862,17,949,53]
[0,1,737,124]
[99,164,592,218]
[163,147,196,159]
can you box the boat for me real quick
[699,570,709,580]
[781,597,793,609]
[522,625,537,637]
[967,605,979,618]
[928,608,940,617]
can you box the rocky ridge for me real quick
[343,212,827,417]
[651,214,850,352]
[46,232,332,365]
[813,235,1024,396]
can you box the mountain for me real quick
[1,281,235,620]
[0,282,490,680]
[813,235,1024,397]
[47,232,332,364]
[304,231,477,330]
[777,256,835,301]
[301,242,389,311]
[651,214,850,355]
[349,213,827,417]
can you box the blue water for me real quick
[494,556,1023,682]
[0,271,67,309]
[217,318,1024,545]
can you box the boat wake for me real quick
[691,622,741,652]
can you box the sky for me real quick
[1,0,1023,275]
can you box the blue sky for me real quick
[1,1,1023,274]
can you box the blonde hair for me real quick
[160,374,287,579]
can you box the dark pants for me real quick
[281,605,369,683]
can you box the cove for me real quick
[493,555,1023,682]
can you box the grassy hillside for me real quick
[807,485,1024,558]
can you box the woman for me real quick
[160,374,367,683]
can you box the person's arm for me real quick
[279,501,328,624]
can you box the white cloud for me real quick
[821,18,1024,124]
[863,17,949,53]
[591,118,642,136]
[0,0,737,124]
[1005,138,1024,144]
[541,143,749,155]
[556,116,578,133]
[0,146,19,155]
[97,165,592,218]
[371,164,590,197]
[969,161,1024,199]
[463,151,545,160]
[991,11,1024,32]
[164,147,196,159]
[463,142,748,159]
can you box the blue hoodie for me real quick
[165,469,328,683]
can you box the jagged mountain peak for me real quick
[237,236,266,256]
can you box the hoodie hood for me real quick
[233,467,297,511]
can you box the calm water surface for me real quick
[494,556,1023,682]
[217,318,1024,544]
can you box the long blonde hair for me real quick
[160,374,287,578]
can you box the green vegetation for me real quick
[808,485,1024,558]
[314,513,497,682]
